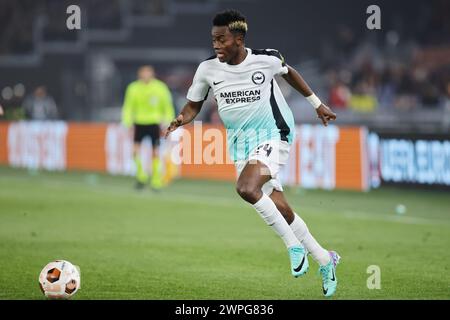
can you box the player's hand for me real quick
[165,114,184,138]
[316,104,337,127]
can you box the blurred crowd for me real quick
[0,84,59,121]
[321,0,450,113]
[323,40,450,113]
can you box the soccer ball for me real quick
[38,260,80,299]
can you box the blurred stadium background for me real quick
[1,0,449,129]
[0,0,449,299]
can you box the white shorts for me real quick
[235,140,290,195]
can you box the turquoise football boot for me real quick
[319,251,341,297]
[288,245,309,277]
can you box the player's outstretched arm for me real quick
[164,100,204,137]
[282,65,337,126]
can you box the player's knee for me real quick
[236,183,261,203]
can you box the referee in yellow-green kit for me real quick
[122,65,175,190]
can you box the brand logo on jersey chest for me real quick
[251,71,265,85]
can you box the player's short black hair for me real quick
[213,9,247,37]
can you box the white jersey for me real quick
[187,48,295,161]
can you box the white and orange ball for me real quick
[38,260,80,299]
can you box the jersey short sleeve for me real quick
[187,63,210,102]
[265,49,289,76]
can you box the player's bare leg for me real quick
[236,160,308,277]
[270,190,341,296]
[268,190,294,224]
[235,160,270,204]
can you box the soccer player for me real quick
[166,10,340,297]
[122,65,175,190]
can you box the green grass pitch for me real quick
[0,166,449,299]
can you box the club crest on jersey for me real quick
[251,71,265,85]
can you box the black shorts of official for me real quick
[133,124,161,146]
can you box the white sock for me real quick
[252,193,301,249]
[290,213,330,265]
